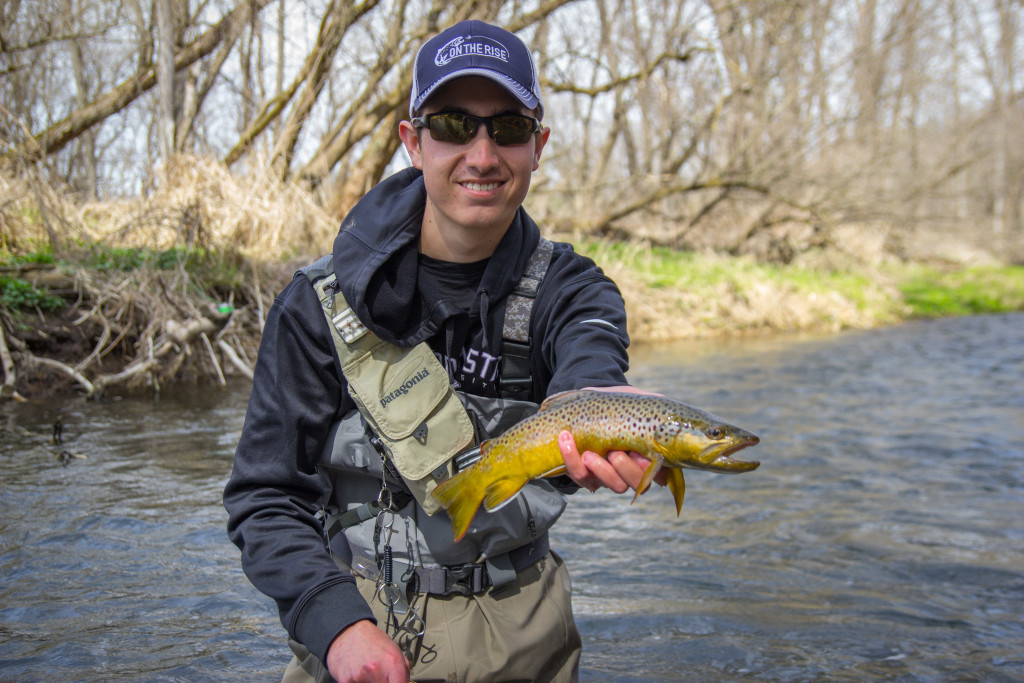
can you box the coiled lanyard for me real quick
[373,454,426,639]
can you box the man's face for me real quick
[399,77,549,255]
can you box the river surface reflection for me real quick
[1,314,1022,681]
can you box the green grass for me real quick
[5,237,1023,331]
[1,250,57,265]
[577,240,1024,323]
[82,244,206,271]
[894,264,1024,317]
[1,244,252,312]
[71,244,249,291]
[579,240,884,307]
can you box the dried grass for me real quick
[5,155,339,260]
[125,156,333,258]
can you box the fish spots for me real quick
[432,389,761,540]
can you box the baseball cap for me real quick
[409,20,543,119]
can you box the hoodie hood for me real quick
[332,167,540,347]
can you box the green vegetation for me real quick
[4,238,1023,343]
[0,244,252,315]
[1,250,56,266]
[579,240,871,299]
[81,244,229,277]
[895,264,1024,317]
[0,276,65,311]
[577,240,1024,332]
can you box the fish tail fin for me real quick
[431,469,487,542]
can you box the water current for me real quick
[1,313,1022,682]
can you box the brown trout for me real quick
[431,389,760,541]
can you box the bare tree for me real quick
[0,0,1019,261]
[155,0,176,162]
[2,0,274,166]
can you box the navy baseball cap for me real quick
[409,20,543,119]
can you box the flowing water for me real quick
[1,313,1022,682]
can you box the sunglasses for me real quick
[411,112,542,146]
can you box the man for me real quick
[224,19,662,683]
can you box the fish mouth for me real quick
[695,434,761,472]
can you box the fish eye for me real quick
[706,426,725,440]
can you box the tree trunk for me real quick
[66,0,97,198]
[155,0,176,163]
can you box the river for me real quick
[1,313,1022,682]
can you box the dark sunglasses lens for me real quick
[429,114,476,143]
[491,115,536,145]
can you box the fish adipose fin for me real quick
[430,470,486,542]
[666,468,685,516]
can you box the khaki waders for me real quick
[282,552,581,683]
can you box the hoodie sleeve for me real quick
[223,277,376,664]
[533,243,632,395]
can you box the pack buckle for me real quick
[332,307,368,343]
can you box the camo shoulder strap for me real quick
[499,238,553,401]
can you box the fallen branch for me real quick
[0,325,27,401]
[201,332,226,385]
[74,310,112,373]
[91,356,162,395]
[31,354,97,395]
[217,338,254,380]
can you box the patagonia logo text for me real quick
[380,368,430,409]
[435,36,509,66]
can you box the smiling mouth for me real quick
[462,181,501,192]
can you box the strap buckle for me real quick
[331,306,368,343]
[443,563,490,596]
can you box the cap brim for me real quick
[410,68,540,118]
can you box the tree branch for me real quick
[5,0,274,163]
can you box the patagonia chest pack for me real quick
[302,238,553,515]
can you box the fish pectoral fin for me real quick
[632,456,664,504]
[483,477,529,512]
[666,468,686,516]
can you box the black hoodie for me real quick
[224,168,631,664]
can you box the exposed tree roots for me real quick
[1,262,283,399]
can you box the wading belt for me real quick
[347,534,551,597]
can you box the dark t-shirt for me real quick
[417,253,499,395]
[417,253,488,312]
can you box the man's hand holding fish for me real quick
[558,385,670,495]
[430,385,760,541]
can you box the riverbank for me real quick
[2,159,1023,398]
[574,240,1024,342]
[3,242,1022,400]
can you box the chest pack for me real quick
[301,239,554,516]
